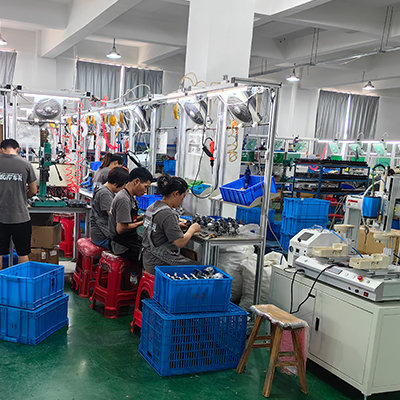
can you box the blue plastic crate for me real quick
[236,207,275,225]
[280,233,292,252]
[2,251,18,268]
[163,159,176,175]
[281,216,328,237]
[137,194,163,210]
[154,265,232,314]
[0,262,64,310]
[393,219,400,230]
[0,294,68,345]
[283,198,330,220]
[220,176,277,206]
[139,299,247,376]
[267,220,281,240]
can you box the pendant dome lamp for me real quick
[363,80,375,90]
[106,38,121,59]
[286,68,299,82]
[0,22,7,46]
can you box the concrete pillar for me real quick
[185,0,256,84]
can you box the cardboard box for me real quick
[29,247,59,265]
[31,222,62,248]
[31,213,54,226]
[357,226,400,255]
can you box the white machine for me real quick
[290,174,400,302]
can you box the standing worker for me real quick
[109,167,153,268]
[93,153,124,192]
[90,167,130,249]
[0,139,37,269]
[142,174,201,275]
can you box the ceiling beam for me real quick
[255,0,332,17]
[40,0,141,58]
[138,44,182,65]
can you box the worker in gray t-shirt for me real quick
[142,174,201,275]
[90,167,129,249]
[109,167,153,269]
[0,139,37,269]
[93,153,124,192]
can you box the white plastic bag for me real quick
[217,245,254,303]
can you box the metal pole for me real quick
[253,87,280,305]
[2,94,7,139]
[12,91,17,139]
[210,99,228,216]
[176,107,188,177]
[149,107,158,176]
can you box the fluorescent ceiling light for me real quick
[286,69,299,82]
[106,38,121,59]
[363,80,375,90]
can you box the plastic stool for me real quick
[131,271,155,331]
[90,251,139,319]
[54,213,75,258]
[72,238,105,298]
[237,304,308,398]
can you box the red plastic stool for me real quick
[72,238,105,298]
[90,251,139,319]
[54,213,76,258]
[131,271,155,331]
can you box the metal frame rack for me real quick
[292,159,370,198]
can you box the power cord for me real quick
[290,265,334,315]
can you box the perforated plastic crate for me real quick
[220,176,277,206]
[236,207,275,225]
[137,194,163,210]
[281,216,328,237]
[267,221,282,240]
[139,299,247,376]
[0,262,64,310]
[0,294,69,345]
[163,159,176,175]
[154,265,232,314]
[282,198,330,220]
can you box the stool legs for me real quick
[236,315,264,373]
[263,326,283,398]
[291,330,308,394]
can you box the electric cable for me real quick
[291,265,334,315]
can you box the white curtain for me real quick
[0,51,17,85]
[347,94,379,140]
[75,60,121,108]
[123,67,163,99]
[315,90,350,140]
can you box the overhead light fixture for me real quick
[286,69,299,82]
[363,80,375,90]
[106,38,121,59]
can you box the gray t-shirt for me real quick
[142,201,184,270]
[93,167,110,192]
[109,188,139,254]
[90,185,114,242]
[0,153,37,224]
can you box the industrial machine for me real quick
[29,129,66,207]
[289,174,400,301]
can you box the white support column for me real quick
[185,0,256,84]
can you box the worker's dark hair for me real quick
[157,173,188,197]
[100,153,124,168]
[107,167,130,188]
[129,167,153,183]
[1,139,20,150]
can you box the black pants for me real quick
[112,231,143,270]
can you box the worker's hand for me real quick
[189,222,201,234]
[179,222,188,231]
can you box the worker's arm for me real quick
[116,220,143,234]
[174,223,201,248]
[27,181,37,199]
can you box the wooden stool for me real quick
[236,304,308,398]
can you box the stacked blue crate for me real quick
[280,198,330,252]
[0,262,69,345]
[138,265,248,376]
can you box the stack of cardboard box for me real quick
[29,214,61,265]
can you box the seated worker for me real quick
[108,167,153,268]
[142,174,201,275]
[89,167,130,249]
[93,153,124,192]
